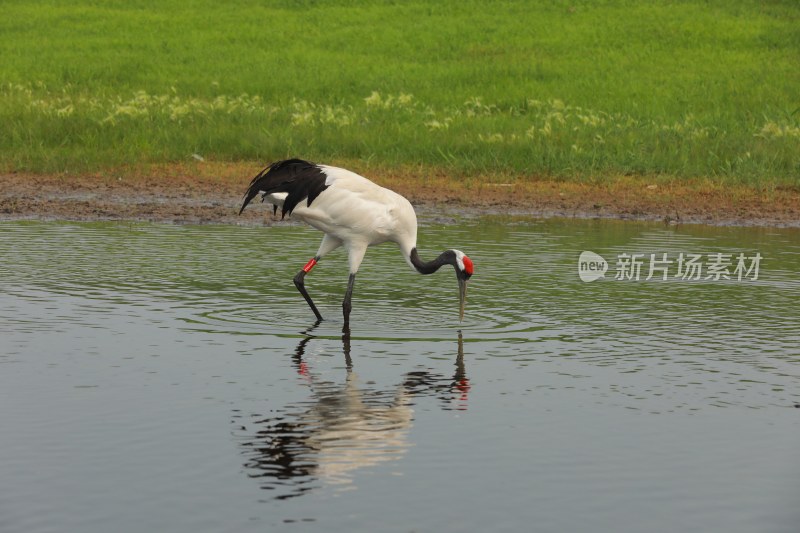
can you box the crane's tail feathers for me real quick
[238,159,329,218]
[238,171,264,215]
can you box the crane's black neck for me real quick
[409,248,456,275]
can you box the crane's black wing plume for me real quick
[239,159,329,218]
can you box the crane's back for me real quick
[291,165,418,251]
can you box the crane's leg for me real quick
[294,257,323,321]
[342,273,356,327]
[342,243,368,329]
[293,235,344,323]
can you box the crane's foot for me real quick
[294,268,323,321]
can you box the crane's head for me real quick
[452,250,474,321]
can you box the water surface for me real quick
[1,218,798,532]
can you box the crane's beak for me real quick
[458,276,468,322]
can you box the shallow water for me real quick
[1,218,798,533]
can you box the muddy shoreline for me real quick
[2,165,798,227]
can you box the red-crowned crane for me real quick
[239,159,474,327]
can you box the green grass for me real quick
[1,0,798,186]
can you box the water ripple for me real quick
[2,219,799,407]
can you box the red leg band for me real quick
[302,258,318,273]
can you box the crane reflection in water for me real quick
[231,330,469,500]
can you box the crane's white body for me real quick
[266,165,419,274]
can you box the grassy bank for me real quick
[1,0,798,186]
